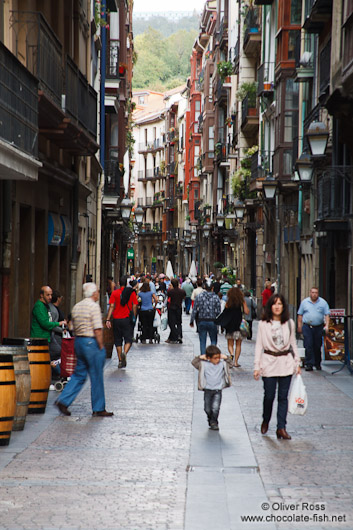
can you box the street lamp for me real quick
[216,213,224,228]
[203,224,211,238]
[134,205,144,225]
[234,200,245,220]
[306,121,329,157]
[262,175,277,200]
[120,197,133,219]
[295,152,313,183]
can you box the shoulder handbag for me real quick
[215,307,233,328]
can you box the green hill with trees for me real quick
[132,15,199,91]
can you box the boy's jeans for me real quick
[204,389,222,425]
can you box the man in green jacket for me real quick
[30,286,66,341]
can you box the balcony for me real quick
[257,62,275,96]
[319,40,331,100]
[167,228,180,240]
[137,170,147,181]
[216,16,228,48]
[216,79,228,102]
[164,197,175,210]
[168,161,176,176]
[241,95,259,134]
[216,142,230,164]
[316,167,352,228]
[303,0,333,34]
[103,160,121,205]
[0,42,38,158]
[106,40,120,79]
[176,183,183,197]
[232,39,240,74]
[294,33,314,83]
[250,151,274,189]
[243,8,261,56]
[9,11,98,155]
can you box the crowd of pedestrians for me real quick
[29,270,330,439]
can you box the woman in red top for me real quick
[262,280,273,308]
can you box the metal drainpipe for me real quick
[1,181,12,340]
[70,179,79,307]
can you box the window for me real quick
[139,96,145,104]
[209,126,214,153]
[290,0,302,24]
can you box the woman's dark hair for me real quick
[140,281,151,293]
[120,286,133,306]
[262,293,289,323]
[226,287,244,308]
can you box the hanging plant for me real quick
[217,60,233,81]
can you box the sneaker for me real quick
[121,352,127,367]
[210,422,219,431]
[55,400,71,416]
[305,366,313,371]
[118,361,123,369]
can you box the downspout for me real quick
[98,5,107,293]
[1,181,12,340]
[70,179,79,307]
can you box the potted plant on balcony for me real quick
[236,81,257,107]
[119,62,128,75]
[217,60,233,82]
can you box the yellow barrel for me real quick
[4,346,31,430]
[3,338,50,414]
[0,352,16,446]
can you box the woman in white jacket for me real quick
[254,293,301,439]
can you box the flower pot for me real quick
[263,82,272,91]
[119,66,126,75]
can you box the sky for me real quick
[133,0,206,13]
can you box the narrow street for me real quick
[0,316,352,530]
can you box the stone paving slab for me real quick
[0,316,353,529]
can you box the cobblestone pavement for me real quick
[0,316,352,529]
[0,326,194,530]
[215,321,353,530]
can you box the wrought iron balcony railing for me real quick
[106,40,119,79]
[317,167,352,220]
[0,41,38,157]
[104,160,121,196]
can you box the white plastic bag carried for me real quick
[153,311,161,328]
[161,313,168,331]
[288,374,308,415]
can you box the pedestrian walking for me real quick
[191,345,232,431]
[262,280,273,308]
[244,290,256,340]
[219,277,232,299]
[181,277,194,314]
[190,279,221,355]
[166,278,185,344]
[297,287,330,371]
[106,275,138,368]
[138,281,158,343]
[55,282,113,417]
[222,287,249,366]
[254,293,301,439]
[191,278,204,308]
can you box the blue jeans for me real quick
[185,297,192,314]
[262,375,292,430]
[58,337,106,413]
[302,323,323,368]
[198,321,218,355]
[204,389,222,424]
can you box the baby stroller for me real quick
[136,293,166,344]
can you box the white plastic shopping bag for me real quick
[161,314,168,331]
[153,311,161,328]
[288,374,308,415]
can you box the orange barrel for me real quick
[1,346,31,431]
[103,320,114,358]
[3,338,51,414]
[0,352,16,446]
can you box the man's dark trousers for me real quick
[302,323,323,368]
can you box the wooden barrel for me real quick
[1,346,31,431]
[0,352,16,446]
[3,338,51,414]
[103,321,114,358]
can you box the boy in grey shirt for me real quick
[191,345,232,430]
